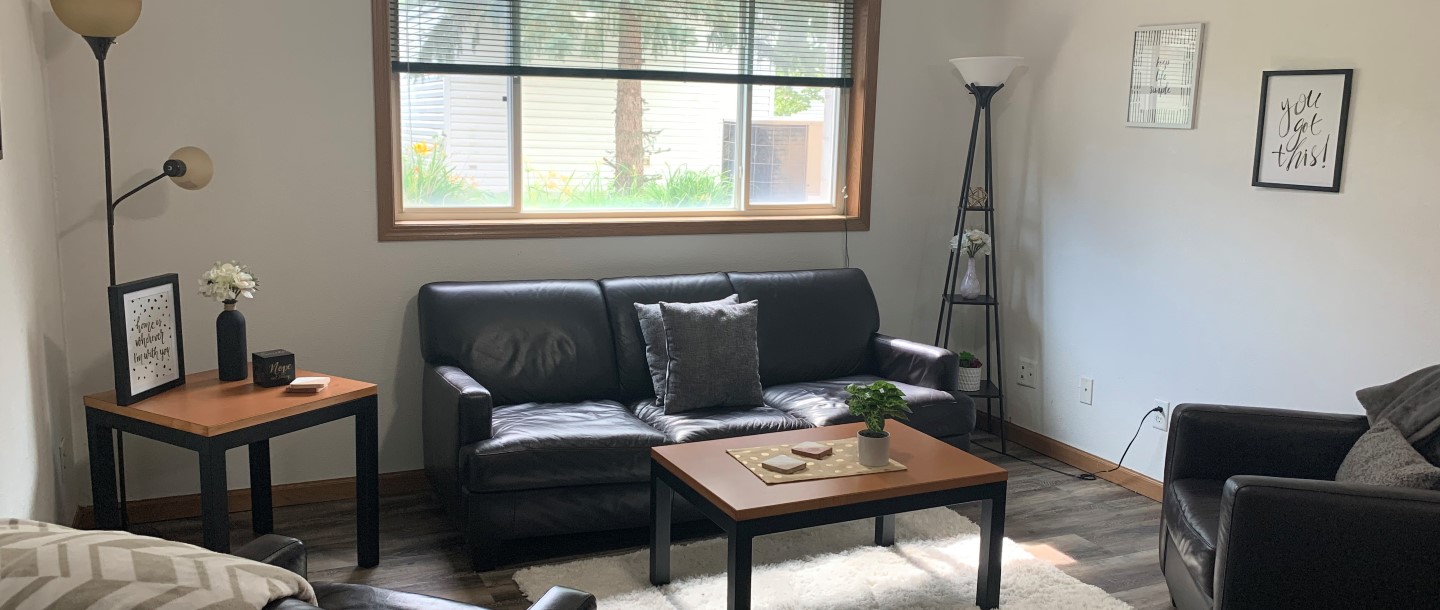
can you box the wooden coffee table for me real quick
[649,422,1009,610]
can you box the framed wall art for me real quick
[1126,23,1205,129]
[1251,69,1353,192]
[108,273,186,405]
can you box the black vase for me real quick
[217,301,248,381]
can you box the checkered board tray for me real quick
[726,438,907,485]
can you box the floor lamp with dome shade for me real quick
[934,56,1023,453]
[52,0,215,530]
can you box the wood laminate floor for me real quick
[149,433,1169,609]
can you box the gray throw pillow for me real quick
[1335,419,1440,490]
[639,297,763,413]
[635,295,738,406]
[1356,365,1440,449]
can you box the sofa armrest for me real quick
[424,365,495,447]
[1213,475,1440,609]
[234,535,307,578]
[1164,404,1368,484]
[530,586,598,610]
[870,334,959,391]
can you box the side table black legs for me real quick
[198,444,229,552]
[355,398,380,568]
[249,440,273,536]
[87,421,121,530]
[85,391,381,568]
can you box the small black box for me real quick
[252,349,297,387]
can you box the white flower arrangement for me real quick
[950,229,993,258]
[198,261,258,303]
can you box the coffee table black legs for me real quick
[976,483,1008,610]
[649,469,672,586]
[875,514,896,546]
[727,527,754,610]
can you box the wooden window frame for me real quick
[372,0,880,241]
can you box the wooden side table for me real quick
[84,369,380,567]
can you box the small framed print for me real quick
[1126,23,1205,129]
[1251,69,1353,192]
[108,274,186,405]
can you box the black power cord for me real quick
[971,406,1162,482]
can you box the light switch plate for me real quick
[1080,377,1094,405]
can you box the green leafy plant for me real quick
[402,138,506,206]
[845,381,911,436]
[958,351,983,369]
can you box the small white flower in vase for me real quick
[953,229,991,300]
[199,261,259,381]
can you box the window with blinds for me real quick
[373,0,880,240]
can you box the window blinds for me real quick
[391,0,856,87]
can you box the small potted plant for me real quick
[845,380,913,468]
[958,351,983,392]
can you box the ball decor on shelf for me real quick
[966,186,990,209]
[199,261,258,382]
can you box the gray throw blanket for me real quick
[0,519,316,609]
[1357,365,1440,464]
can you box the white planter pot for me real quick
[857,431,891,468]
[958,366,984,392]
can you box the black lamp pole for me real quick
[935,83,1003,346]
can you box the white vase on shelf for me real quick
[957,257,984,300]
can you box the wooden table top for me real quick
[84,369,377,437]
[651,422,1008,521]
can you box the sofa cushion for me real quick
[652,299,764,412]
[764,375,967,438]
[419,280,623,405]
[461,400,665,493]
[727,269,879,386]
[1163,478,1225,597]
[1336,419,1440,490]
[631,399,811,444]
[600,273,737,399]
[634,295,740,407]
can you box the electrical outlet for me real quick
[1152,400,1170,431]
[1017,357,1038,388]
[1079,377,1094,405]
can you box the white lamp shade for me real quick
[52,0,142,38]
[949,56,1024,87]
[168,147,213,191]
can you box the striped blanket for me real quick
[0,519,316,609]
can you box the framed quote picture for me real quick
[1251,69,1353,192]
[108,274,186,406]
[1126,23,1205,129]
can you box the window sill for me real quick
[378,213,870,241]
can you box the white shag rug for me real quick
[513,508,1131,609]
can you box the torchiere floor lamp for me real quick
[52,0,215,529]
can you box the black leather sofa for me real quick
[235,535,595,610]
[418,268,975,570]
[1160,403,1440,610]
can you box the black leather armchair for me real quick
[1160,403,1440,610]
[234,535,596,610]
